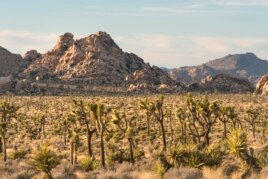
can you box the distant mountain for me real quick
[168,53,268,85]
[19,31,174,87]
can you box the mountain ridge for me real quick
[168,52,268,85]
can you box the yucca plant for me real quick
[227,129,248,158]
[204,144,225,168]
[153,152,171,178]
[10,148,28,160]
[153,160,168,179]
[31,144,59,179]
[80,156,97,172]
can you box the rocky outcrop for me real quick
[20,31,174,87]
[168,53,268,85]
[0,76,13,94]
[23,50,42,62]
[255,75,268,95]
[0,46,23,76]
[199,74,254,93]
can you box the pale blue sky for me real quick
[1,0,268,67]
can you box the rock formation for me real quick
[198,74,254,93]
[0,76,13,94]
[20,31,174,88]
[0,46,23,76]
[255,75,268,95]
[23,50,42,62]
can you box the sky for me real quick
[0,0,268,68]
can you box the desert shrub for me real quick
[79,157,98,172]
[30,144,59,178]
[153,160,169,178]
[168,144,205,168]
[153,152,172,178]
[255,145,268,168]
[10,148,28,160]
[203,144,226,168]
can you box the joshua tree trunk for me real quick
[205,125,212,146]
[128,138,134,164]
[3,137,7,162]
[64,126,67,146]
[169,117,174,143]
[253,122,256,138]
[100,126,105,168]
[85,124,96,157]
[0,137,2,153]
[74,143,78,164]
[70,142,74,165]
[160,122,167,150]
[223,121,227,138]
[87,129,95,157]
[147,117,150,136]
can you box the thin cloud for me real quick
[0,30,60,54]
[209,0,268,6]
[114,34,268,68]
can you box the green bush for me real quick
[10,148,28,160]
[30,144,59,178]
[79,157,97,172]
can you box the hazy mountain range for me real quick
[168,53,268,85]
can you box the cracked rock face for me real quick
[256,75,268,95]
[20,31,174,87]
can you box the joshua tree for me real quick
[72,100,97,157]
[90,102,111,168]
[112,110,136,164]
[15,114,43,140]
[141,95,167,150]
[176,108,188,144]
[186,95,220,146]
[219,105,237,138]
[0,101,19,162]
[245,107,261,138]
[67,114,81,165]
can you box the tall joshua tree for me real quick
[0,101,19,162]
[90,102,111,168]
[67,114,81,165]
[186,94,220,146]
[112,110,136,164]
[141,95,167,151]
[72,100,97,157]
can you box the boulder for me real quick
[23,50,42,62]
[53,32,74,52]
[255,75,268,95]
[0,76,13,93]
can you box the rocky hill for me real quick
[0,46,23,76]
[199,74,254,93]
[19,31,174,87]
[169,53,268,85]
